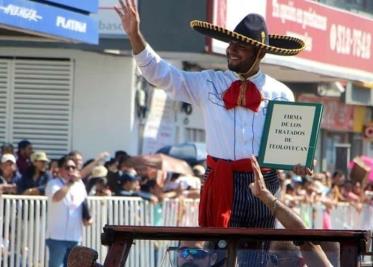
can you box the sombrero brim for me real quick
[190,20,305,56]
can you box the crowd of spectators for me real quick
[278,167,373,229]
[1,139,373,214]
[0,140,204,205]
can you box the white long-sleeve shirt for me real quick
[135,45,294,160]
[45,178,87,242]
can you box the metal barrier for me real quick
[0,195,371,266]
[0,195,47,267]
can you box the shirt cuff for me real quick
[133,44,158,68]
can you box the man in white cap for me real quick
[0,154,20,194]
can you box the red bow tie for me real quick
[222,80,262,112]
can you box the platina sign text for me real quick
[0,0,98,44]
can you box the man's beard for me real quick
[227,60,253,74]
[226,51,258,74]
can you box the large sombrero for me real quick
[191,14,305,56]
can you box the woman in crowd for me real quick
[17,151,52,195]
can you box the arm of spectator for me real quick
[0,184,17,194]
[80,152,109,179]
[298,242,334,267]
[162,185,184,200]
[23,173,51,195]
[293,164,313,176]
[162,190,182,199]
[23,187,41,195]
[319,196,337,210]
[51,171,81,202]
[37,185,45,195]
[349,200,363,213]
[51,182,73,202]
[136,191,158,204]
[249,156,332,267]
[182,189,200,199]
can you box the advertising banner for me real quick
[266,0,373,73]
[0,0,98,44]
[210,0,373,77]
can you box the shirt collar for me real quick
[248,69,263,81]
[231,69,263,81]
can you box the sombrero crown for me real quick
[191,14,305,56]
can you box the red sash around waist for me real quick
[198,155,272,227]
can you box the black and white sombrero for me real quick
[191,14,305,56]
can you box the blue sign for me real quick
[37,0,98,13]
[0,0,98,44]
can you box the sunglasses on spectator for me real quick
[64,165,76,171]
[177,247,209,259]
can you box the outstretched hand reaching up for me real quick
[114,0,145,54]
[114,0,140,36]
[249,156,272,201]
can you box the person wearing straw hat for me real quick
[115,1,311,231]
[18,151,52,195]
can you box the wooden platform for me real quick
[69,225,371,267]
[101,226,370,267]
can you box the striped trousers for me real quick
[231,170,279,267]
[229,170,279,228]
[204,168,280,266]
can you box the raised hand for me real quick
[249,156,269,199]
[114,0,140,37]
[293,164,313,176]
[69,169,82,183]
[114,0,145,54]
[95,151,110,163]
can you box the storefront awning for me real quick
[0,0,99,44]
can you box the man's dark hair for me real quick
[176,240,227,267]
[83,158,95,168]
[104,158,117,169]
[115,150,130,161]
[118,155,131,169]
[18,139,31,151]
[68,150,82,158]
[58,155,74,168]
[332,170,345,178]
